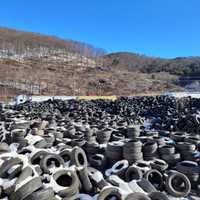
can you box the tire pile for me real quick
[0,96,200,199]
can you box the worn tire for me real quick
[24,187,54,200]
[165,171,191,197]
[40,154,65,174]
[148,192,169,200]
[10,177,43,200]
[97,186,123,200]
[125,192,151,200]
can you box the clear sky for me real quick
[0,0,199,58]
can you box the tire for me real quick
[165,171,191,197]
[34,139,47,148]
[71,146,88,168]
[184,136,200,145]
[176,142,196,152]
[0,142,10,153]
[159,145,175,155]
[24,187,54,200]
[143,141,158,154]
[111,160,129,178]
[125,166,143,181]
[52,169,79,198]
[89,154,106,170]
[15,166,33,186]
[170,132,186,142]
[150,159,168,171]
[112,132,125,141]
[10,177,43,200]
[97,186,123,200]
[31,150,48,165]
[135,161,151,174]
[137,178,157,193]
[126,192,151,200]
[161,153,181,166]
[59,149,72,163]
[78,167,93,193]
[144,169,164,191]
[0,157,22,178]
[40,154,65,174]
[87,167,108,190]
[148,192,169,200]
[126,125,141,139]
[106,141,124,165]
[8,164,23,179]
[123,139,143,163]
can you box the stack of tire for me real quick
[123,139,143,164]
[175,161,200,189]
[126,125,140,139]
[96,127,112,144]
[175,141,197,161]
[142,139,158,161]
[159,144,181,167]
[11,129,28,148]
[106,141,124,165]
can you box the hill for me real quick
[0,27,199,99]
[105,52,200,75]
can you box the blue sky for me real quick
[0,0,200,58]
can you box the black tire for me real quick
[0,157,22,178]
[148,192,169,200]
[97,187,123,200]
[31,150,48,165]
[137,178,157,193]
[126,192,151,200]
[24,187,54,200]
[52,169,79,198]
[111,160,129,178]
[125,166,143,181]
[59,149,72,163]
[87,167,109,190]
[71,146,88,168]
[176,142,196,152]
[0,142,10,153]
[40,154,65,174]
[161,153,181,166]
[10,177,43,200]
[150,159,168,171]
[34,139,47,148]
[89,154,106,170]
[165,171,191,197]
[143,140,158,154]
[144,169,164,191]
[78,167,93,193]
[8,164,23,179]
[159,145,175,155]
[15,166,33,186]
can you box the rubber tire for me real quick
[125,166,143,181]
[24,187,54,200]
[148,192,169,200]
[52,169,79,198]
[40,154,65,174]
[97,187,123,200]
[0,157,22,178]
[144,169,163,191]
[137,178,157,193]
[165,172,191,197]
[71,146,88,168]
[125,192,151,200]
[10,177,43,200]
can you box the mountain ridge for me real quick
[0,27,199,98]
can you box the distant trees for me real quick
[106,53,200,76]
[0,28,106,63]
